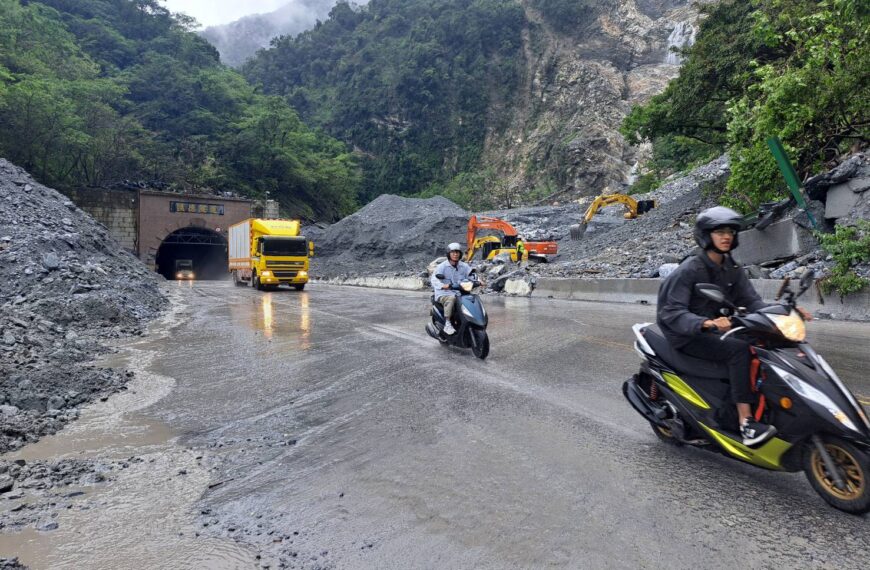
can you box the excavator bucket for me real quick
[569,222,587,240]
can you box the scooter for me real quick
[425,273,489,359]
[623,271,870,513]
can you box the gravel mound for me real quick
[0,159,166,453]
[311,194,470,278]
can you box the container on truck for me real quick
[228,219,313,291]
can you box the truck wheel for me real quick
[294,284,305,291]
[252,274,261,290]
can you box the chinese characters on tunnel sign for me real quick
[170,201,225,215]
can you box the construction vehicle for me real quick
[228,218,313,291]
[569,194,656,240]
[465,215,558,263]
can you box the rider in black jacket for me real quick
[657,206,811,446]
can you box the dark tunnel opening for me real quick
[155,226,228,280]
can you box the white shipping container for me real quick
[228,219,251,270]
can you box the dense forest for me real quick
[622,0,869,211]
[243,0,530,204]
[0,0,360,220]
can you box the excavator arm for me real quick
[466,215,558,262]
[466,215,518,261]
[570,194,655,240]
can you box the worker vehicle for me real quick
[425,273,489,359]
[174,259,195,280]
[228,219,313,291]
[569,194,655,240]
[465,215,558,263]
[623,271,870,513]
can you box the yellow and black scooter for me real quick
[624,272,870,514]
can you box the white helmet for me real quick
[447,242,462,254]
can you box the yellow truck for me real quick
[228,218,313,291]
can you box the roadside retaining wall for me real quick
[62,187,138,253]
[534,278,870,321]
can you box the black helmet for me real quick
[694,206,742,251]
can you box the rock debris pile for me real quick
[310,194,470,278]
[311,153,870,293]
[0,159,166,455]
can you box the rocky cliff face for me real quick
[483,0,712,202]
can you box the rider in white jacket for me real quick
[431,242,473,335]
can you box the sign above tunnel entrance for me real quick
[170,201,225,215]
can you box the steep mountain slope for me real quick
[201,0,346,67]
[243,0,711,205]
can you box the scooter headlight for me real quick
[460,281,474,293]
[770,364,859,433]
[767,310,806,342]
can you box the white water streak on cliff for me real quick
[665,21,696,65]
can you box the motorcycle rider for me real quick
[656,206,812,446]
[431,242,474,335]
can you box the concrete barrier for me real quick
[316,275,427,290]
[534,278,870,321]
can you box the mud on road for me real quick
[5,282,869,569]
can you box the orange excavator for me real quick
[465,215,558,263]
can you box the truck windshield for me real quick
[262,237,307,256]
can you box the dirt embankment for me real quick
[0,159,166,454]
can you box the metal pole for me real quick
[766,137,818,229]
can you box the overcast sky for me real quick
[161,0,291,28]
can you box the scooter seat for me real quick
[641,325,729,380]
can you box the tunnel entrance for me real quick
[155,226,227,280]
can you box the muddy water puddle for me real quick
[1,289,257,569]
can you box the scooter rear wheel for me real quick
[650,422,682,446]
[803,436,870,514]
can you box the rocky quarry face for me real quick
[0,159,166,454]
[483,0,715,201]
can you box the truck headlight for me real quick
[261,271,272,277]
[768,310,806,342]
[771,364,859,432]
[298,271,308,278]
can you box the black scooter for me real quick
[425,273,489,359]
[623,271,870,513]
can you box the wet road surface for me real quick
[5,282,870,568]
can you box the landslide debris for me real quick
[310,194,470,278]
[0,159,166,454]
[309,153,870,296]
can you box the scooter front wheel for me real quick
[803,435,870,514]
[471,328,489,360]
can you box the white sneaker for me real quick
[443,322,456,335]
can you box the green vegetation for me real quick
[816,221,870,296]
[0,0,359,219]
[622,0,869,212]
[242,0,528,203]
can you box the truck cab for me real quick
[229,218,313,291]
[174,259,195,280]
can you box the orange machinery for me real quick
[465,215,558,262]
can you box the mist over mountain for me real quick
[201,0,369,67]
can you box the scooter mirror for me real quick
[695,283,725,304]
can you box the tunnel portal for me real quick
[155,226,228,280]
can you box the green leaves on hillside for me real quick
[0,0,359,220]
[622,0,869,211]
[243,0,527,202]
